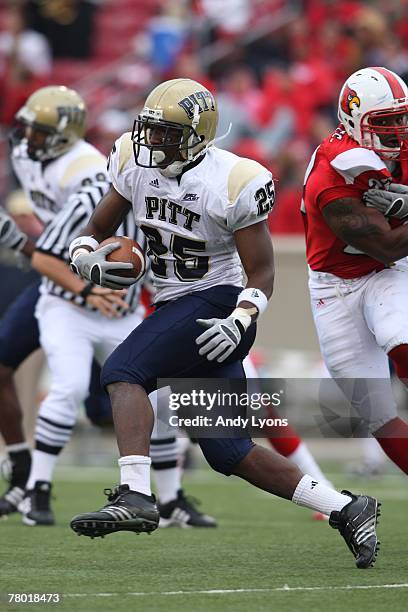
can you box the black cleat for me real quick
[0,485,25,517]
[329,490,380,568]
[18,481,55,526]
[70,485,159,538]
[159,489,217,528]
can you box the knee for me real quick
[101,357,149,393]
[70,377,90,406]
[374,306,408,354]
[199,438,255,476]
[46,375,89,413]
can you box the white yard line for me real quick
[64,583,408,597]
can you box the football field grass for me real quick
[0,466,407,612]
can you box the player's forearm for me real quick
[32,251,87,294]
[243,265,274,300]
[337,219,408,264]
[323,197,408,264]
[374,226,408,263]
[234,222,274,322]
[76,186,132,244]
[237,266,274,324]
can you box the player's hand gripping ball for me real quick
[97,236,146,282]
[70,236,146,290]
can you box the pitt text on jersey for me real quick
[145,196,201,232]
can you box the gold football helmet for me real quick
[15,86,86,161]
[132,78,218,177]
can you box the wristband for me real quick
[237,287,268,317]
[79,282,95,300]
[69,235,99,259]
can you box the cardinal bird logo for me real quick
[340,87,360,116]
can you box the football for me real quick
[98,236,146,281]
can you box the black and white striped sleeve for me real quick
[35,181,109,260]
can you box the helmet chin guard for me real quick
[152,151,186,177]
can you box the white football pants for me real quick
[35,294,147,427]
[309,260,408,432]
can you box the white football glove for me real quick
[70,243,136,290]
[0,208,27,251]
[196,309,252,363]
[364,183,408,220]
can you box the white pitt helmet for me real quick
[338,67,408,159]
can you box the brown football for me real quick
[98,236,146,280]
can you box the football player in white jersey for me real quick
[69,78,380,569]
[0,86,217,528]
[0,86,126,517]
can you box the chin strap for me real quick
[158,160,187,178]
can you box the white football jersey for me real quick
[108,133,274,302]
[11,139,107,225]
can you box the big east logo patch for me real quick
[340,87,360,116]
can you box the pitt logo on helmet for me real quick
[57,105,86,127]
[340,87,360,116]
[178,90,216,120]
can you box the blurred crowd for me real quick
[0,0,407,234]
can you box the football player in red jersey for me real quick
[302,67,408,474]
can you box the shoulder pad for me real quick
[117,132,133,174]
[60,152,106,188]
[228,158,267,203]
[330,148,386,184]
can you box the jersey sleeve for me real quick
[10,147,32,198]
[36,181,110,259]
[224,159,274,231]
[317,148,392,210]
[107,132,133,201]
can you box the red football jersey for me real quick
[302,124,399,278]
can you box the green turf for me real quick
[0,467,407,612]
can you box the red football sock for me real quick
[374,417,408,475]
[389,344,408,384]
[264,404,301,456]
[371,345,408,474]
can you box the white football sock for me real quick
[362,437,387,468]
[25,450,58,490]
[289,443,333,489]
[154,466,182,504]
[119,455,151,496]
[292,474,352,515]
